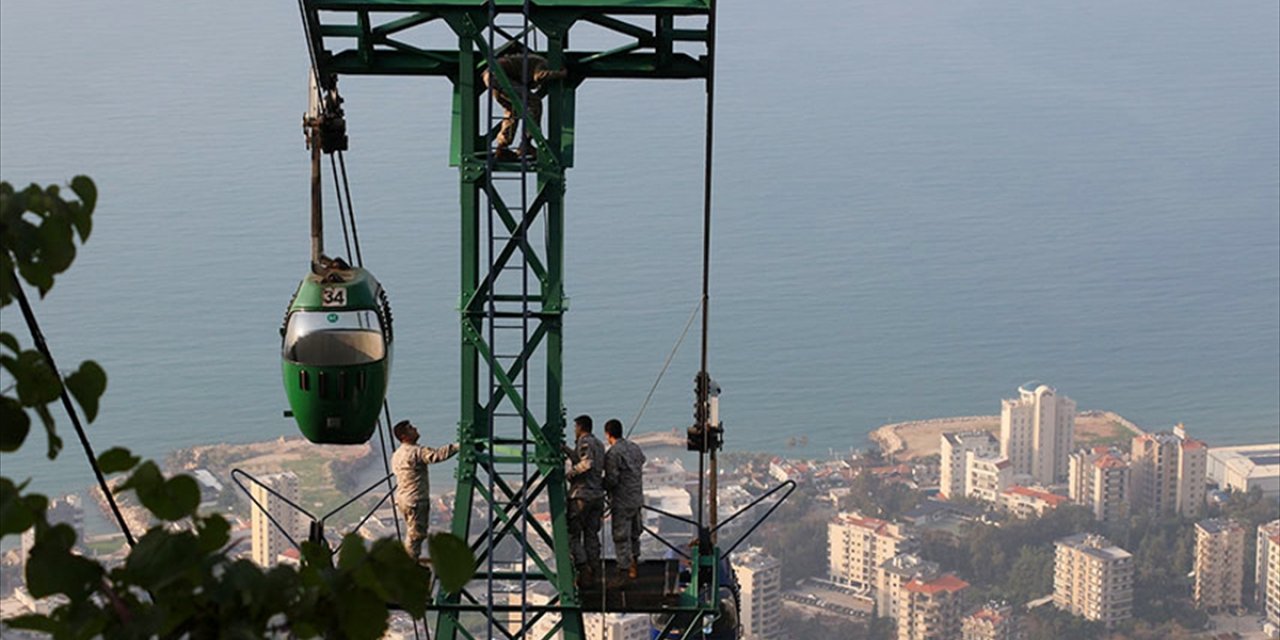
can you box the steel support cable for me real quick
[698,0,719,537]
[329,155,355,262]
[625,298,701,439]
[8,271,137,548]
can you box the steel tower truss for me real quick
[298,2,710,638]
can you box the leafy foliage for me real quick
[1,177,104,458]
[1,176,476,638]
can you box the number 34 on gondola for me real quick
[322,287,347,307]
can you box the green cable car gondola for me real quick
[281,257,393,444]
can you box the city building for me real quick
[1258,520,1280,610]
[898,573,968,640]
[966,453,1013,504]
[250,471,301,567]
[1207,444,1280,499]
[962,602,1023,640]
[1194,518,1246,611]
[1264,530,1280,638]
[1053,533,1133,628]
[1067,448,1131,523]
[829,512,915,591]
[999,383,1076,485]
[999,485,1069,519]
[736,547,782,640]
[940,431,998,500]
[877,553,940,623]
[1130,425,1207,518]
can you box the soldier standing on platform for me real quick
[604,418,646,582]
[564,414,605,585]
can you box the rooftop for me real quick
[1004,485,1070,506]
[1094,454,1128,470]
[1197,518,1243,536]
[1057,533,1132,561]
[903,573,969,595]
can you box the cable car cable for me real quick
[8,271,137,548]
[626,298,700,439]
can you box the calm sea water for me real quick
[2,0,1277,501]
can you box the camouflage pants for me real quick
[610,506,642,570]
[402,502,431,559]
[567,497,603,569]
[493,88,542,151]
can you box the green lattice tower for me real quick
[298,2,711,638]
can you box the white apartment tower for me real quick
[828,512,915,590]
[1053,533,1133,628]
[1130,425,1207,518]
[736,547,782,640]
[966,453,1013,504]
[941,431,998,499]
[1194,518,1246,611]
[250,471,301,567]
[1067,447,1131,523]
[1000,383,1076,485]
[1258,520,1280,610]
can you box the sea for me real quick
[1,0,1278,513]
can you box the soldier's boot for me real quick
[494,146,519,162]
[628,560,638,580]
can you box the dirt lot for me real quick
[869,410,1143,460]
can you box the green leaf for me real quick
[34,404,63,459]
[97,447,140,474]
[26,523,103,599]
[196,514,231,553]
[0,331,18,354]
[123,527,201,590]
[14,350,62,406]
[3,614,60,633]
[0,396,31,452]
[68,176,96,240]
[0,478,46,537]
[366,538,432,618]
[65,360,106,422]
[427,532,475,594]
[336,588,387,640]
[118,462,200,521]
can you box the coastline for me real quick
[868,410,1145,461]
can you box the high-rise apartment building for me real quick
[941,431,998,500]
[966,453,1012,504]
[250,471,301,567]
[1264,531,1280,636]
[962,602,1023,640]
[829,512,915,590]
[1053,533,1133,628]
[897,574,968,640]
[877,553,940,623]
[736,547,782,640]
[1130,425,1207,518]
[1067,447,1131,523]
[1194,519,1246,611]
[999,383,1076,485]
[1257,520,1280,610]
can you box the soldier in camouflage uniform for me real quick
[482,43,568,161]
[563,414,605,584]
[391,420,460,560]
[603,419,646,581]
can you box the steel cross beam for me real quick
[296,1,710,638]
